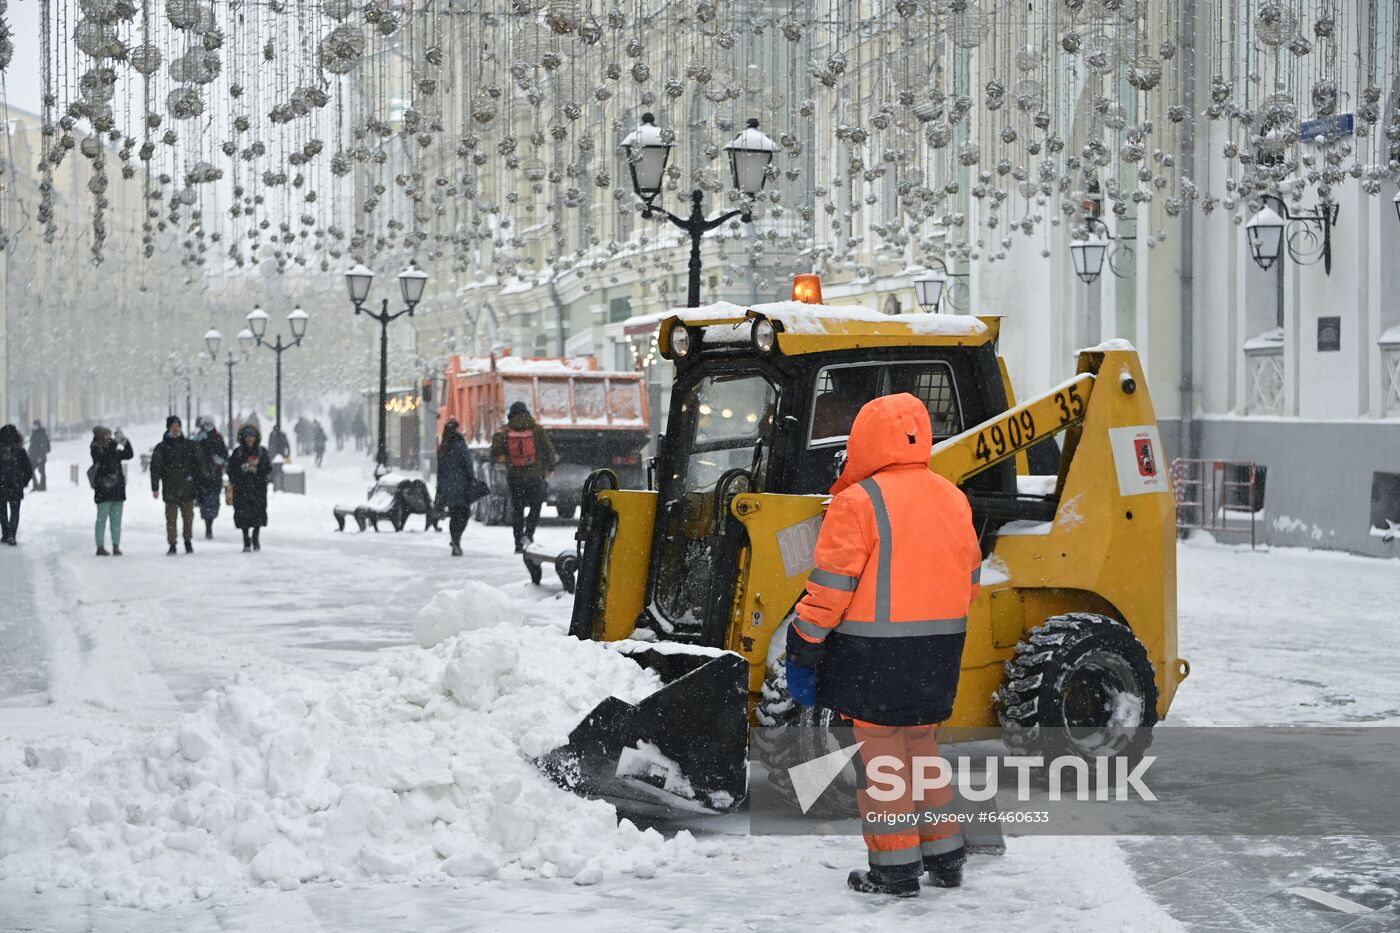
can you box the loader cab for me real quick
[644,308,1017,646]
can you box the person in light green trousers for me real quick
[90,426,133,556]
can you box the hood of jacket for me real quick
[830,393,933,496]
[237,425,262,446]
[507,412,537,431]
[0,424,21,447]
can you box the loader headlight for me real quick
[667,323,692,359]
[751,317,777,353]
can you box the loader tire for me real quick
[995,613,1158,765]
[752,653,858,820]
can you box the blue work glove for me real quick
[786,659,817,707]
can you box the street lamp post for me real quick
[621,113,777,307]
[204,328,255,435]
[246,305,311,457]
[344,262,429,476]
[1244,192,1338,274]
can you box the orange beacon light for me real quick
[791,273,823,304]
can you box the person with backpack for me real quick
[490,401,558,553]
[90,426,133,556]
[0,424,35,545]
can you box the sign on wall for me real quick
[1317,316,1341,352]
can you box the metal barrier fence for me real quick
[1171,458,1262,549]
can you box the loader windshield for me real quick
[673,373,777,493]
[653,371,777,636]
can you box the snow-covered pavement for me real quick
[1,426,1397,931]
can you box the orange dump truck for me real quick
[438,355,650,521]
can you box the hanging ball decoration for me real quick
[1311,79,1337,116]
[170,48,221,84]
[318,24,366,75]
[1015,44,1041,72]
[1313,13,1335,38]
[1060,31,1081,54]
[577,15,603,45]
[1255,4,1297,46]
[79,67,118,102]
[1127,58,1162,91]
[167,86,205,120]
[166,0,215,32]
[74,19,126,59]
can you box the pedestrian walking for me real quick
[267,425,291,462]
[294,417,310,457]
[312,419,328,467]
[89,426,133,556]
[332,406,347,451]
[28,420,50,492]
[227,424,272,552]
[352,411,369,452]
[785,394,982,898]
[0,424,35,545]
[193,416,229,539]
[435,418,478,557]
[490,401,558,553]
[150,415,202,555]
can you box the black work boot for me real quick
[252,529,260,551]
[924,849,966,889]
[167,543,178,556]
[847,868,921,899]
[451,542,463,556]
[184,538,194,554]
[205,520,214,539]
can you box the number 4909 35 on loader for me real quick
[539,285,1189,816]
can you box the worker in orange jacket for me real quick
[786,392,983,898]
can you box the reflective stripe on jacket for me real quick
[792,393,982,726]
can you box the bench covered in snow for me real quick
[334,477,442,533]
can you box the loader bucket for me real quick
[538,645,750,816]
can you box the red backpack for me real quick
[507,429,537,468]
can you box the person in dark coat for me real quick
[227,424,272,552]
[0,424,35,545]
[90,425,133,556]
[436,418,475,556]
[312,420,328,468]
[150,415,203,555]
[352,411,369,452]
[267,425,290,462]
[193,416,229,539]
[28,420,50,492]
[490,402,559,552]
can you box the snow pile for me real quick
[414,580,524,648]
[0,622,702,908]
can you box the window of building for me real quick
[609,296,632,323]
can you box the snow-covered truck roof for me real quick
[623,300,998,354]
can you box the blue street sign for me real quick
[1300,113,1354,143]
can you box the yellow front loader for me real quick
[539,298,1188,815]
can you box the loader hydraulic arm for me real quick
[931,372,1095,485]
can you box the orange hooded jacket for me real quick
[789,393,982,726]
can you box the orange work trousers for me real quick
[846,718,965,878]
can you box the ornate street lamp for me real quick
[346,261,428,475]
[621,112,777,307]
[205,329,250,435]
[1244,204,1286,271]
[914,259,951,313]
[247,304,311,459]
[1244,193,1338,275]
[1068,216,1137,285]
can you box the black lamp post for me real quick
[205,328,255,435]
[246,304,310,458]
[621,113,777,307]
[344,261,429,476]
